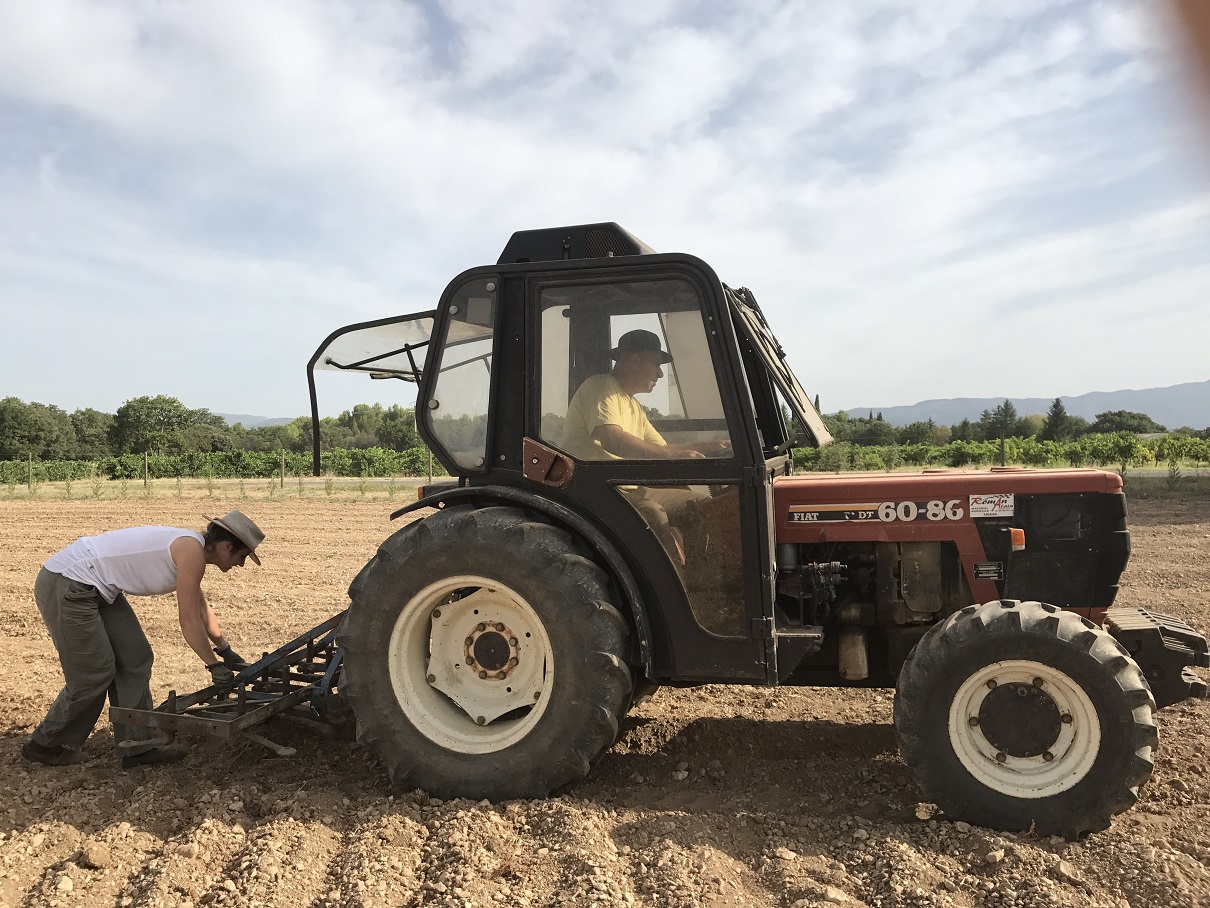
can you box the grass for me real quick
[0,476,425,502]
[1123,471,1210,499]
[10,466,1208,503]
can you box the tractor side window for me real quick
[426,277,497,470]
[538,278,732,461]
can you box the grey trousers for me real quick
[32,568,155,754]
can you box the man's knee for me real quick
[118,640,154,681]
[63,662,118,700]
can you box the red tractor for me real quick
[304,223,1207,838]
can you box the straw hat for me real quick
[204,510,265,565]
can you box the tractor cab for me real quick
[309,223,831,682]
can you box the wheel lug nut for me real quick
[1032,677,1045,688]
[995,752,1007,763]
[985,680,997,690]
[509,657,519,667]
[968,717,979,727]
[467,657,475,666]
[533,692,541,701]
[509,637,518,646]
[494,622,505,631]
[432,609,442,618]
[426,674,436,683]
[1061,714,1072,724]
[476,622,486,632]
[1042,751,1055,762]
[478,671,488,679]
[465,637,474,646]
[476,716,486,725]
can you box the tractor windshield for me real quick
[725,286,832,448]
[310,312,437,382]
[306,311,437,473]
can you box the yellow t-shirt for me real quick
[562,373,666,460]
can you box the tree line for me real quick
[821,398,1208,447]
[0,395,421,460]
[3,394,1207,478]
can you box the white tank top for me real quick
[44,526,205,604]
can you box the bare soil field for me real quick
[1,491,1207,908]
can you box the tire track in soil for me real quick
[206,817,342,908]
[113,818,247,908]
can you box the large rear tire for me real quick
[894,599,1157,838]
[340,505,632,800]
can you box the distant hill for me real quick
[216,413,296,428]
[849,380,1210,430]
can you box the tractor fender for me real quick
[391,485,654,677]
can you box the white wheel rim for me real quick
[947,659,1101,799]
[387,574,554,754]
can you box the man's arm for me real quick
[593,424,708,459]
[170,536,220,665]
[200,597,230,650]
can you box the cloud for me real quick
[0,0,1205,418]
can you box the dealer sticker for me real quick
[974,562,1004,580]
[969,493,1014,518]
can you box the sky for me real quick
[1,0,1208,421]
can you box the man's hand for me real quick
[214,643,246,667]
[206,662,236,689]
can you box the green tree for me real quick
[951,418,976,441]
[181,422,235,452]
[977,400,1018,441]
[821,409,852,441]
[377,405,420,451]
[109,395,194,454]
[0,397,32,459]
[0,399,78,459]
[188,407,227,431]
[1087,410,1166,434]
[849,415,898,446]
[898,421,935,445]
[71,408,114,459]
[1155,434,1192,466]
[336,403,387,448]
[1013,414,1045,439]
[1040,398,1075,441]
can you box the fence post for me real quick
[144,451,150,489]
[281,449,286,488]
[28,451,33,490]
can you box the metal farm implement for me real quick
[111,613,348,756]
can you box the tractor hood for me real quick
[774,466,1124,538]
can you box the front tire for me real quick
[894,600,1157,838]
[341,505,632,800]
